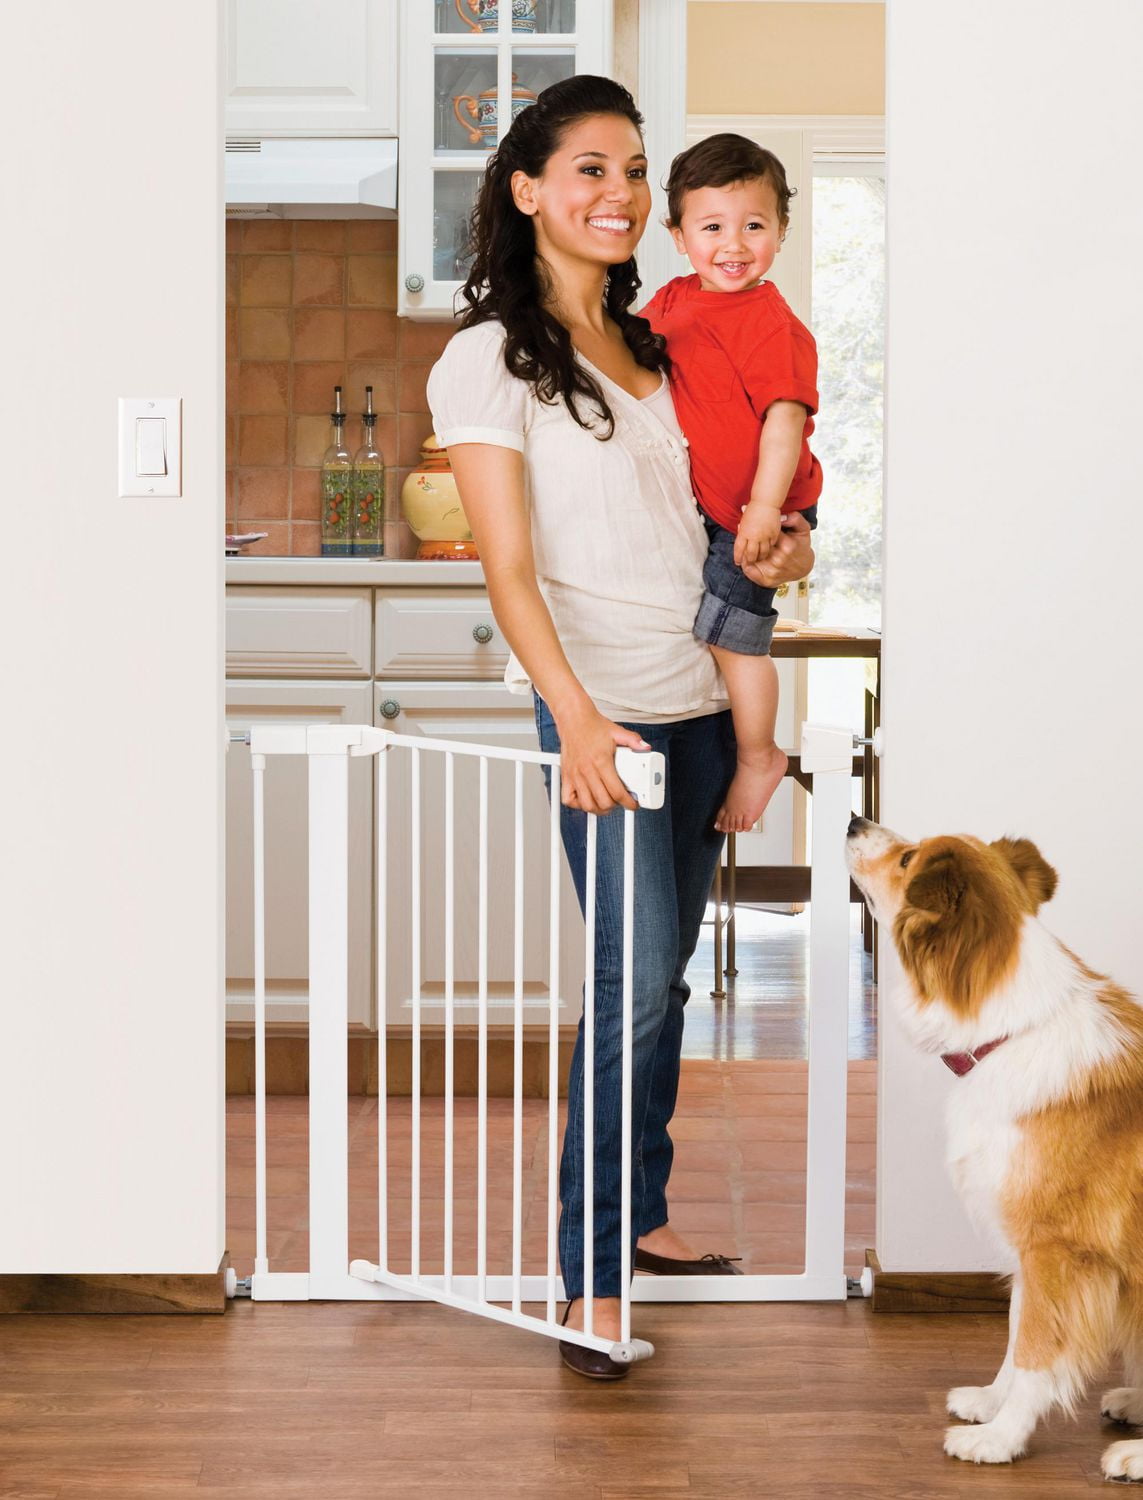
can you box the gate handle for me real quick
[472,623,494,644]
[379,698,401,720]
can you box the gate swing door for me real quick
[237,721,858,1364]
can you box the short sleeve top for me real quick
[427,319,724,721]
[642,275,823,533]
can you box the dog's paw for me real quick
[1102,1439,1143,1482]
[1103,1389,1143,1427]
[947,1384,1002,1423]
[944,1422,1024,1464]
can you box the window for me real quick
[810,163,885,630]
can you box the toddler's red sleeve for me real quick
[741,323,820,419]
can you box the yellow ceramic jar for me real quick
[400,434,478,561]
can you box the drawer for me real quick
[226,588,372,677]
[375,589,508,679]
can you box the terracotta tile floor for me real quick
[228,905,878,1281]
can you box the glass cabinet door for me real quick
[400,0,612,318]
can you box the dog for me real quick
[846,817,1143,1478]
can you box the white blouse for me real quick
[427,319,725,722]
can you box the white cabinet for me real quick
[374,680,584,1027]
[225,0,398,137]
[227,588,373,677]
[374,588,505,678]
[226,681,375,1026]
[398,0,614,318]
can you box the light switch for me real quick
[136,418,167,476]
[118,397,182,497]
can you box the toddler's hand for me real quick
[734,504,783,569]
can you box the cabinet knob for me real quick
[472,623,494,644]
[404,273,425,294]
[379,698,402,720]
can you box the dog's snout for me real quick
[848,816,871,839]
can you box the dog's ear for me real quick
[904,848,968,917]
[990,837,1057,911]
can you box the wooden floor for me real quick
[4,920,1128,1494]
[226,1063,876,1280]
[0,1299,1124,1496]
[684,904,878,1061]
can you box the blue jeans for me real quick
[694,504,819,656]
[533,695,736,1298]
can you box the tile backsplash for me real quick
[225,219,454,556]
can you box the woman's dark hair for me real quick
[458,74,668,440]
[664,133,795,230]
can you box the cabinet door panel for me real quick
[227,682,374,1025]
[225,0,398,136]
[227,588,373,678]
[375,681,584,1027]
[375,588,506,679]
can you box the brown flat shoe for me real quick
[558,1300,629,1381]
[634,1249,743,1276]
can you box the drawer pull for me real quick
[379,698,402,720]
[404,272,425,294]
[472,623,495,644]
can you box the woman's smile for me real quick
[587,215,635,236]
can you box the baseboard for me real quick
[226,1025,578,1097]
[865,1249,1010,1313]
[0,1252,230,1316]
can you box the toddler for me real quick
[642,134,822,832]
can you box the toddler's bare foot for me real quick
[714,746,788,832]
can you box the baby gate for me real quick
[237,720,857,1366]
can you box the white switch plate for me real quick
[118,397,182,497]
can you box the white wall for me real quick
[878,0,1143,1269]
[0,4,224,1271]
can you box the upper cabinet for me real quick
[225,0,398,136]
[398,0,613,319]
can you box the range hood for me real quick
[225,138,398,219]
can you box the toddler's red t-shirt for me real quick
[641,274,822,534]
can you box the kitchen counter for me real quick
[226,558,485,586]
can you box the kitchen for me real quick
[4,1,1142,1494]
[221,0,884,1298]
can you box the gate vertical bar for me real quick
[582,814,597,1337]
[252,750,269,1277]
[410,747,421,1281]
[620,808,635,1345]
[801,727,853,1291]
[546,765,561,1324]
[376,743,388,1272]
[511,760,524,1315]
[477,756,488,1302]
[307,745,351,1297]
[444,752,455,1291]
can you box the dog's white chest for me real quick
[945,1085,1020,1258]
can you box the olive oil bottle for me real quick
[351,385,384,557]
[320,386,353,557]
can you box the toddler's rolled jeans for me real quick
[694,504,819,655]
[533,693,735,1300]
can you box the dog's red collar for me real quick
[940,1037,1009,1077]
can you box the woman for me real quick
[427,76,814,1378]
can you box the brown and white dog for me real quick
[846,817,1143,1478]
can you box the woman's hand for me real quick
[741,511,815,588]
[553,700,649,816]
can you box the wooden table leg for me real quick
[711,858,725,999]
[862,680,876,955]
[725,832,738,978]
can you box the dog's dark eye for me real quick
[900,849,916,868]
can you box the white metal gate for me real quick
[237,721,858,1365]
